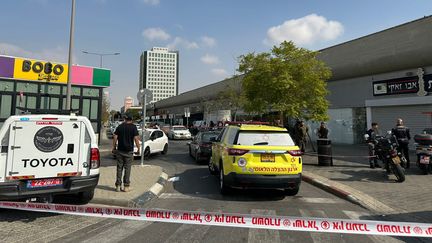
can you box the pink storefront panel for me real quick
[72,66,93,85]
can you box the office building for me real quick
[139,47,179,103]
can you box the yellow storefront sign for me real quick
[13,58,68,83]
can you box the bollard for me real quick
[317,139,333,166]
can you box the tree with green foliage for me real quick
[101,94,110,125]
[127,109,141,121]
[215,76,247,121]
[238,41,331,121]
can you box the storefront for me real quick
[0,55,110,138]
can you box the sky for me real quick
[1,0,432,109]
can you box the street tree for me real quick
[216,76,247,121]
[101,94,110,125]
[238,41,331,121]
[127,109,141,121]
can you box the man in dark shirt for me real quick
[112,113,140,192]
[317,122,329,139]
[392,118,411,168]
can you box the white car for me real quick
[168,126,192,140]
[115,129,168,159]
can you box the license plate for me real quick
[392,156,401,164]
[420,156,430,164]
[261,154,275,162]
[27,178,63,188]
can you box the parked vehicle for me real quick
[161,125,171,135]
[114,129,168,159]
[168,125,192,140]
[366,132,406,182]
[209,123,302,195]
[0,114,100,203]
[414,128,432,174]
[188,131,220,163]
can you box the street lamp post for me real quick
[66,0,76,111]
[82,51,120,68]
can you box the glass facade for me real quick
[0,79,103,140]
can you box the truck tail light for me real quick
[227,148,249,156]
[91,148,100,169]
[287,150,303,156]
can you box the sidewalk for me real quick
[90,128,168,207]
[302,144,432,223]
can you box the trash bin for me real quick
[317,139,332,166]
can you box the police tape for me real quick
[302,152,377,159]
[0,201,431,238]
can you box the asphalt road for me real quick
[0,140,417,243]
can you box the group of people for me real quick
[366,118,411,169]
[291,120,329,152]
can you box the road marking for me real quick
[300,209,344,243]
[168,176,180,182]
[248,209,280,243]
[159,193,342,204]
[80,220,152,243]
[293,197,341,204]
[164,209,211,243]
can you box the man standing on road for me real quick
[112,113,140,192]
[366,122,381,169]
[392,118,411,168]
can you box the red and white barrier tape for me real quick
[302,152,377,159]
[0,201,431,237]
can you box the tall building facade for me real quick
[139,47,179,103]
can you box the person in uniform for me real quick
[392,118,411,168]
[317,122,329,139]
[296,121,309,153]
[366,122,381,169]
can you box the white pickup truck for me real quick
[0,114,100,203]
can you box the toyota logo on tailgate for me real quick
[34,126,64,152]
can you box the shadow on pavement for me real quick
[172,167,287,202]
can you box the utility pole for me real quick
[66,0,76,111]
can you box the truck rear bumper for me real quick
[0,174,99,201]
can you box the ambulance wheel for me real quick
[78,189,95,204]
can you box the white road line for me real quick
[342,211,403,243]
[294,197,341,204]
[80,220,152,243]
[164,209,211,243]
[300,209,344,243]
[160,193,342,205]
[248,209,280,243]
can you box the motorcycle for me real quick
[365,132,406,182]
[414,131,432,175]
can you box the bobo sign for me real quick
[22,60,64,76]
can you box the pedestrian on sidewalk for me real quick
[296,121,309,153]
[392,118,411,168]
[317,122,329,139]
[366,122,381,169]
[112,113,140,192]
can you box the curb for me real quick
[130,171,169,208]
[302,174,365,209]
[301,171,396,215]
[91,171,168,208]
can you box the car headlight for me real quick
[238,158,247,167]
